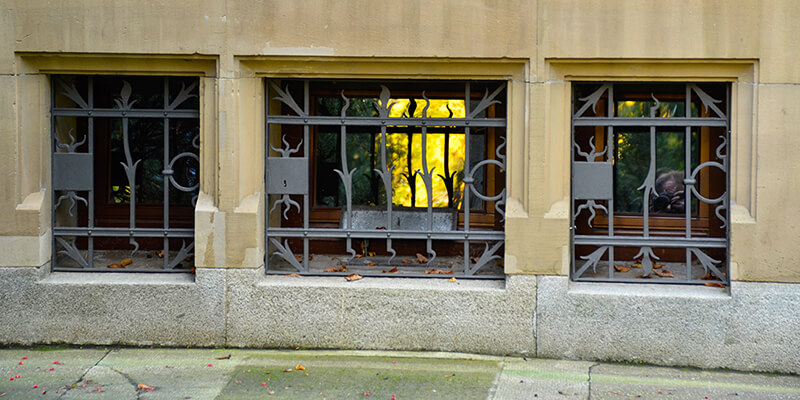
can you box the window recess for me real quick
[571,82,730,286]
[51,75,200,272]
[266,79,507,278]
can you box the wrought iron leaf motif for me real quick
[574,136,607,162]
[269,135,302,157]
[54,191,88,217]
[579,246,608,274]
[575,84,611,117]
[55,237,89,269]
[468,241,503,275]
[690,248,726,281]
[167,241,194,269]
[113,81,138,110]
[689,84,726,119]
[57,79,89,109]
[469,83,506,119]
[633,247,660,277]
[55,129,87,153]
[574,200,608,228]
[372,85,398,119]
[269,194,301,220]
[167,81,199,110]
[270,238,304,272]
[270,82,305,117]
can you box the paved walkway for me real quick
[0,347,798,399]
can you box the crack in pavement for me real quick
[110,367,142,400]
[57,348,112,399]
[587,362,601,400]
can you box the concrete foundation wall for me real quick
[2,269,798,374]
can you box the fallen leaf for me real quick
[653,264,663,269]
[416,253,428,263]
[156,250,165,258]
[368,262,376,266]
[354,254,364,259]
[120,258,133,267]
[368,252,376,257]
[283,368,292,372]
[107,263,124,269]
[704,282,725,287]
[631,263,642,269]
[614,265,631,273]
[375,226,386,230]
[448,277,457,282]
[402,258,413,264]
[345,273,363,281]
[637,274,652,279]
[444,373,455,378]
[295,365,305,371]
[190,267,196,274]
[308,255,314,261]
[286,274,301,277]
[383,267,398,273]
[295,255,302,262]
[323,266,346,273]
[137,384,155,392]
[470,257,480,263]
[425,268,454,274]
[701,271,714,280]
[653,269,674,278]
[215,354,231,360]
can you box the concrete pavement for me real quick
[0,347,798,399]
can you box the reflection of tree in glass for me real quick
[314,97,468,208]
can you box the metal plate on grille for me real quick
[267,157,308,194]
[573,162,612,200]
[53,153,93,191]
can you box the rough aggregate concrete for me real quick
[536,276,800,374]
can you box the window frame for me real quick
[569,81,731,285]
[264,78,508,278]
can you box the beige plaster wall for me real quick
[1,0,798,281]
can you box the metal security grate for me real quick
[571,83,730,285]
[51,76,200,272]
[265,80,507,278]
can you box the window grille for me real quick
[51,75,200,272]
[266,80,507,278]
[571,83,730,285]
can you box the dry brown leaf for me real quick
[653,269,674,278]
[295,255,302,262]
[368,252,376,257]
[416,253,428,263]
[283,368,292,372]
[156,250,165,258]
[345,273,363,281]
[470,257,480,264]
[448,277,457,282]
[120,258,133,267]
[286,274,301,277]
[700,271,714,280]
[631,263,642,269]
[190,267,196,274]
[375,226,386,230]
[383,267,398,273]
[637,274,652,279]
[704,282,725,287]
[354,254,364,259]
[653,264,663,269]
[368,262,376,266]
[107,263,124,269]
[137,384,155,392]
[402,258,413,264]
[308,255,314,261]
[296,365,306,371]
[425,268,454,275]
[614,265,631,273]
[215,354,231,360]
[323,266,346,273]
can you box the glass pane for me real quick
[108,118,164,205]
